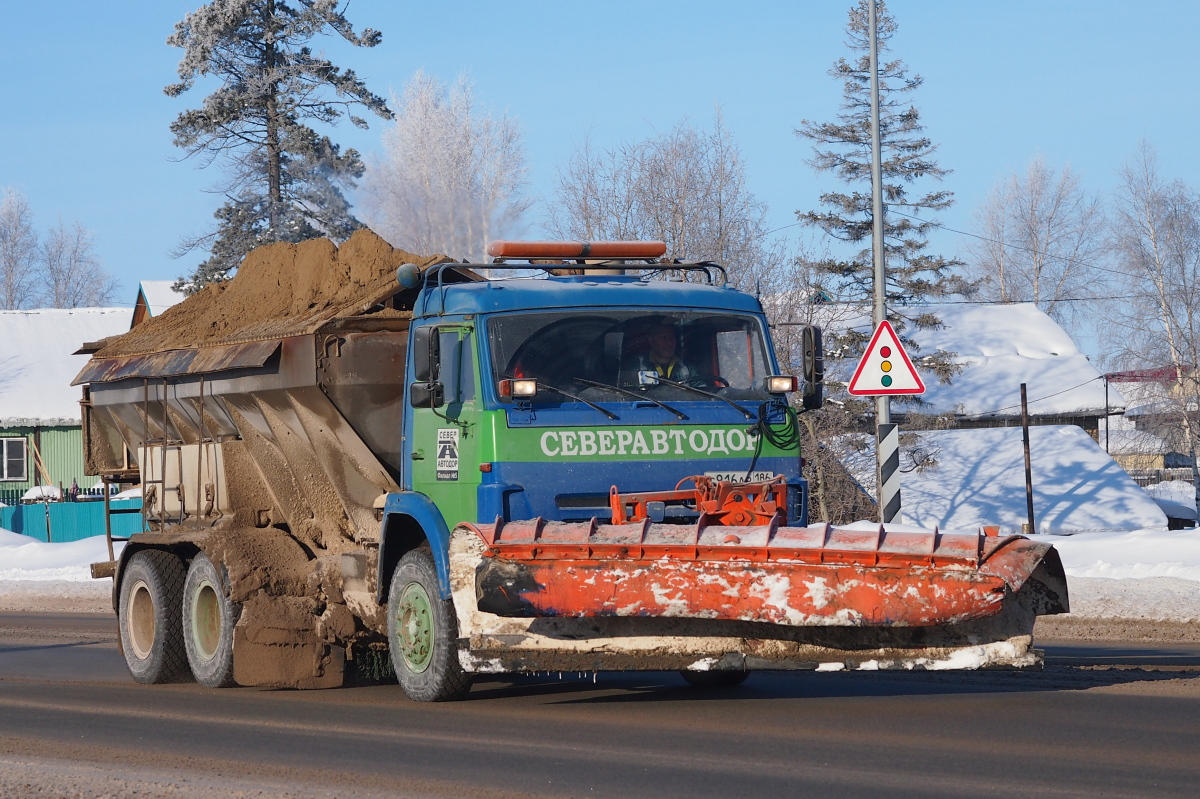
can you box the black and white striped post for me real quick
[877,422,901,523]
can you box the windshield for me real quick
[487,310,773,404]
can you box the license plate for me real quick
[703,471,776,483]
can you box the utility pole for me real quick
[1021,383,1036,535]
[869,0,899,523]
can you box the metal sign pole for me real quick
[868,0,897,522]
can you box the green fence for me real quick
[0,499,145,543]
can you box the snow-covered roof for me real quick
[839,425,1167,534]
[0,308,130,427]
[798,302,1119,418]
[137,280,187,318]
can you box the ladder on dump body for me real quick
[139,377,186,535]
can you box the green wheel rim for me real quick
[397,580,434,673]
[191,580,221,661]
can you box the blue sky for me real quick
[2,1,1198,307]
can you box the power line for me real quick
[887,207,1141,282]
[973,376,1104,417]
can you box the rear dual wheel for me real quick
[118,550,238,687]
[118,550,190,683]
[181,553,238,688]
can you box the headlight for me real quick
[765,375,798,394]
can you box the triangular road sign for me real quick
[847,320,926,396]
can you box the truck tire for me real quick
[182,553,239,688]
[118,549,190,684]
[678,670,750,688]
[388,547,472,701]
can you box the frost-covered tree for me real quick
[166,0,392,290]
[1106,144,1200,504]
[41,219,119,308]
[0,189,39,310]
[361,72,531,263]
[969,157,1105,324]
[796,0,969,376]
[548,112,773,286]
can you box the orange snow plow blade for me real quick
[466,516,1067,628]
[467,519,1065,626]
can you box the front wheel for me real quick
[182,553,239,688]
[387,547,472,702]
[118,550,190,684]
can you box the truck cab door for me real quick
[406,324,480,525]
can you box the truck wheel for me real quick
[182,553,239,688]
[118,550,190,684]
[388,547,471,701]
[679,670,750,688]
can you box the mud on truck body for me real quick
[78,232,1068,701]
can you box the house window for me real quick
[1,438,28,481]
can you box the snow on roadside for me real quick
[0,528,123,581]
[1030,528,1200,581]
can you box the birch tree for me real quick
[0,189,39,310]
[1107,144,1200,506]
[969,157,1105,323]
[40,220,119,308]
[166,0,392,290]
[361,72,531,262]
[547,112,772,286]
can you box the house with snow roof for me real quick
[795,302,1124,438]
[0,308,131,506]
[130,280,187,328]
[780,302,1174,532]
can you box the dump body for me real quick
[80,231,1068,692]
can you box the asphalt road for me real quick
[2,612,1199,798]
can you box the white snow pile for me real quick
[839,425,1168,534]
[1033,528,1200,623]
[0,528,122,581]
[1142,480,1198,522]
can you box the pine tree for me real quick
[796,0,970,376]
[790,0,967,522]
[166,0,392,291]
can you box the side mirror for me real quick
[412,326,440,382]
[409,381,445,408]
[411,326,444,407]
[801,325,824,411]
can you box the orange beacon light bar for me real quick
[486,240,667,260]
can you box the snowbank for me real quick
[1030,528,1200,581]
[1142,480,1198,522]
[841,426,1168,534]
[0,528,122,581]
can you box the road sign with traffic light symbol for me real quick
[847,320,926,396]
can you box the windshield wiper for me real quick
[653,377,754,419]
[536,381,619,420]
[572,378,689,420]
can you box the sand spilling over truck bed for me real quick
[96,230,450,358]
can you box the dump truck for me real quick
[78,230,1068,701]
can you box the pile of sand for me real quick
[97,230,447,358]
